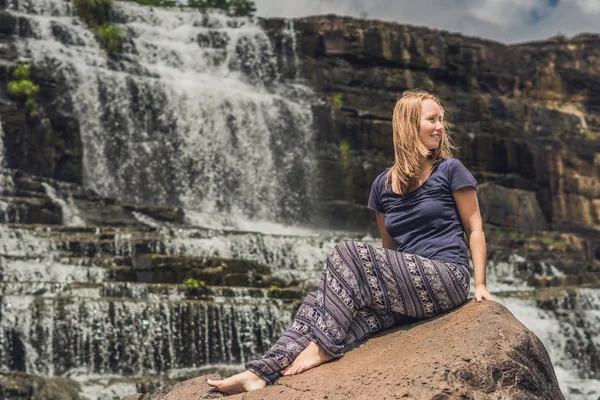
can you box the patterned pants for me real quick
[245,241,470,384]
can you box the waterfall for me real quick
[41,183,86,227]
[12,0,317,227]
[0,112,13,197]
[497,290,600,400]
[2,1,599,399]
[0,112,5,169]
[0,224,303,378]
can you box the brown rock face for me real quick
[262,15,600,273]
[124,301,564,400]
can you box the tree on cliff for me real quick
[132,0,257,17]
[187,0,257,17]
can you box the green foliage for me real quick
[227,0,256,17]
[268,284,286,299]
[339,140,350,171]
[129,0,257,16]
[74,0,113,28]
[12,64,32,81]
[584,130,598,141]
[74,0,122,52]
[184,278,206,289]
[538,235,567,250]
[132,0,177,6]
[549,32,568,42]
[7,79,38,99]
[268,284,283,296]
[98,23,123,52]
[332,93,343,110]
[508,231,525,241]
[7,64,39,112]
[187,0,256,16]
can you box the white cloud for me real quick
[573,0,600,13]
[462,0,545,26]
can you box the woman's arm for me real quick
[375,211,398,250]
[452,187,494,302]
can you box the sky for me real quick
[252,0,600,44]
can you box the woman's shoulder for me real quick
[370,169,391,195]
[373,168,391,183]
[438,157,469,173]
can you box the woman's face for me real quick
[419,99,444,151]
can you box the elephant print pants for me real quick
[245,241,470,384]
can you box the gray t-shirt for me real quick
[367,158,477,267]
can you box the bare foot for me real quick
[206,370,267,395]
[282,341,335,376]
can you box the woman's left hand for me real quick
[474,283,494,302]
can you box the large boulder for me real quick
[123,300,564,400]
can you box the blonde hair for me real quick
[386,89,455,195]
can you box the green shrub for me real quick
[129,0,257,17]
[74,0,113,28]
[549,32,568,42]
[12,64,32,81]
[74,0,122,52]
[227,0,256,16]
[187,0,256,16]
[132,0,177,6]
[332,93,343,110]
[584,130,598,141]
[98,23,123,52]
[6,64,39,112]
[339,140,350,170]
[7,79,39,99]
[268,284,283,297]
[184,278,206,289]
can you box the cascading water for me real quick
[1,1,599,399]
[0,112,13,196]
[12,0,317,227]
[41,183,86,227]
[0,112,5,169]
[486,257,600,400]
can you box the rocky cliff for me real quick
[263,16,600,273]
[1,10,599,275]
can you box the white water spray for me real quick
[12,0,317,227]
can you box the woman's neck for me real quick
[418,157,431,171]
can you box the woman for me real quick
[207,89,494,394]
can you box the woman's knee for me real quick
[328,241,356,259]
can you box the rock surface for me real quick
[263,16,600,245]
[123,300,564,400]
[260,16,600,281]
[0,373,82,400]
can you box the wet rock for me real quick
[125,301,563,400]
[0,373,82,400]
